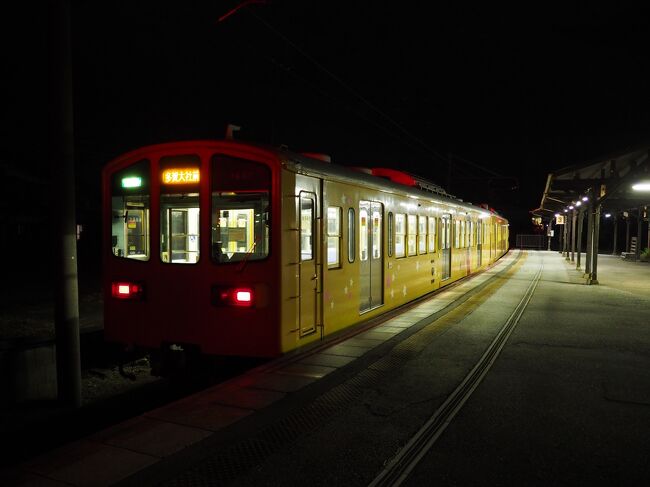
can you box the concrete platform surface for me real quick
[2,250,649,486]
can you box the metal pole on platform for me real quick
[52,0,81,407]
[576,208,584,270]
[562,213,569,259]
[585,201,593,278]
[589,204,601,285]
[612,214,618,255]
[564,213,571,260]
[570,209,576,262]
[636,207,642,261]
[643,206,650,254]
[625,215,630,252]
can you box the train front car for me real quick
[102,141,282,365]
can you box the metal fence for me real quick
[516,234,545,250]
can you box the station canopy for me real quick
[535,142,650,218]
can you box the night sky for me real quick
[7,2,650,251]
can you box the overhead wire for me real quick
[219,3,506,181]
[242,6,451,167]
[261,55,449,166]
[451,153,505,178]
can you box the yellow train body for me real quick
[278,156,508,354]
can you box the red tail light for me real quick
[235,290,252,303]
[212,286,254,307]
[111,281,144,300]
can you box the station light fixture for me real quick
[564,209,568,213]
[632,181,650,191]
[605,213,612,218]
[554,213,560,217]
[582,196,589,201]
[575,201,582,207]
[569,205,574,210]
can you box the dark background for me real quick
[3,1,650,282]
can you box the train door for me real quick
[359,201,384,313]
[160,199,200,263]
[477,220,483,267]
[441,214,451,280]
[299,191,319,336]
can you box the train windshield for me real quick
[211,155,271,263]
[110,159,150,260]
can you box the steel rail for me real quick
[369,259,544,487]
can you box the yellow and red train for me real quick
[103,140,508,363]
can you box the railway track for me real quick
[369,255,543,487]
[145,252,529,487]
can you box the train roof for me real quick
[278,146,505,221]
[105,139,506,221]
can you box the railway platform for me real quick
[2,250,650,486]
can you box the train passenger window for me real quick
[461,220,466,248]
[387,212,393,257]
[454,220,460,248]
[110,159,150,260]
[407,215,417,256]
[327,207,341,268]
[348,208,355,263]
[371,204,382,259]
[359,207,368,261]
[469,221,474,247]
[211,156,270,263]
[300,196,314,261]
[395,213,405,258]
[428,217,436,252]
[418,216,427,254]
[444,217,451,249]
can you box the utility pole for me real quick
[52,0,81,407]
